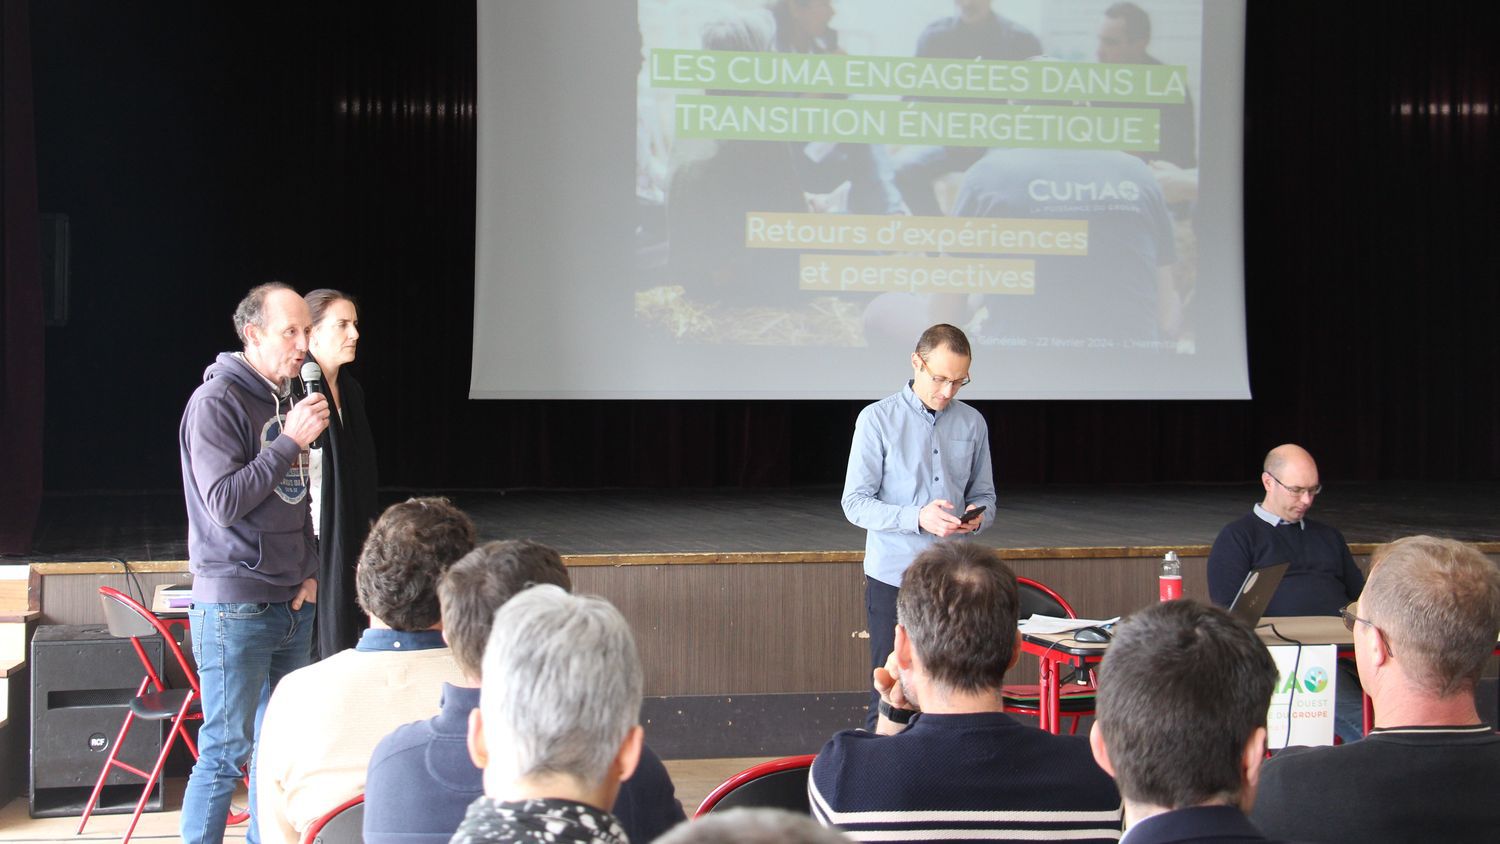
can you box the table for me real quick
[149,583,190,618]
[149,583,191,646]
[1017,629,1107,735]
[1019,616,1361,735]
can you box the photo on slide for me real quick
[635,0,1203,355]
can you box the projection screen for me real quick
[473,0,1248,400]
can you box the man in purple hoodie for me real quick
[178,281,331,844]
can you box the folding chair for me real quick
[1001,577,1098,734]
[694,754,816,817]
[77,586,248,843]
[302,793,365,844]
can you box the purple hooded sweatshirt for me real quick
[179,352,318,604]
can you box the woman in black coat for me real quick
[304,289,379,658]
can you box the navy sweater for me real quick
[1207,513,1363,616]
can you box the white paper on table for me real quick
[1017,614,1122,635]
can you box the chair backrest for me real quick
[98,586,200,695]
[695,754,815,817]
[1017,577,1076,619]
[304,793,364,844]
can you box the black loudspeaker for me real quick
[30,624,165,818]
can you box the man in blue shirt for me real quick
[842,323,996,728]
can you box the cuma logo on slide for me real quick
[1301,666,1329,693]
[1278,665,1329,694]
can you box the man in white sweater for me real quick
[255,496,476,843]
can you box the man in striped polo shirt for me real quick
[809,542,1122,842]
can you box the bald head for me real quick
[1260,444,1320,523]
[1262,444,1314,477]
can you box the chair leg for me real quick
[118,695,196,844]
[76,703,141,834]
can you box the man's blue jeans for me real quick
[181,600,314,844]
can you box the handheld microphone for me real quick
[300,360,327,450]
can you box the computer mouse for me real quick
[1074,625,1112,643]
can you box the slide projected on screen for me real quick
[472,0,1248,399]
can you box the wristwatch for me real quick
[878,700,917,724]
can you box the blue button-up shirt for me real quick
[355,628,448,652]
[842,382,996,586]
[1253,502,1304,529]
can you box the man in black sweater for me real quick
[1207,443,1366,742]
[1250,535,1500,843]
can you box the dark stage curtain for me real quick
[1237,1,1500,482]
[24,2,1500,496]
[0,0,43,554]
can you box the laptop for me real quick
[1227,562,1289,627]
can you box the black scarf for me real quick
[313,371,379,658]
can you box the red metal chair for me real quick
[694,754,816,817]
[301,793,365,844]
[1001,577,1098,735]
[77,586,248,843]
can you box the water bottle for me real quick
[1159,550,1182,601]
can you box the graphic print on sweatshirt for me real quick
[261,415,310,504]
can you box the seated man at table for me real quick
[1250,535,1500,843]
[809,542,1122,841]
[363,540,685,844]
[1089,600,1284,843]
[255,497,476,843]
[1207,443,1366,742]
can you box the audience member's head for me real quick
[438,539,572,681]
[895,542,1019,704]
[656,808,851,844]
[1090,600,1279,822]
[356,496,477,631]
[469,585,644,811]
[1358,535,1500,701]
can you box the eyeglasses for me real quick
[920,359,971,390]
[1341,602,1394,655]
[1267,472,1322,497]
[1339,603,1373,633]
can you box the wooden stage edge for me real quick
[23,541,1500,574]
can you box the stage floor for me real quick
[17,481,1500,562]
